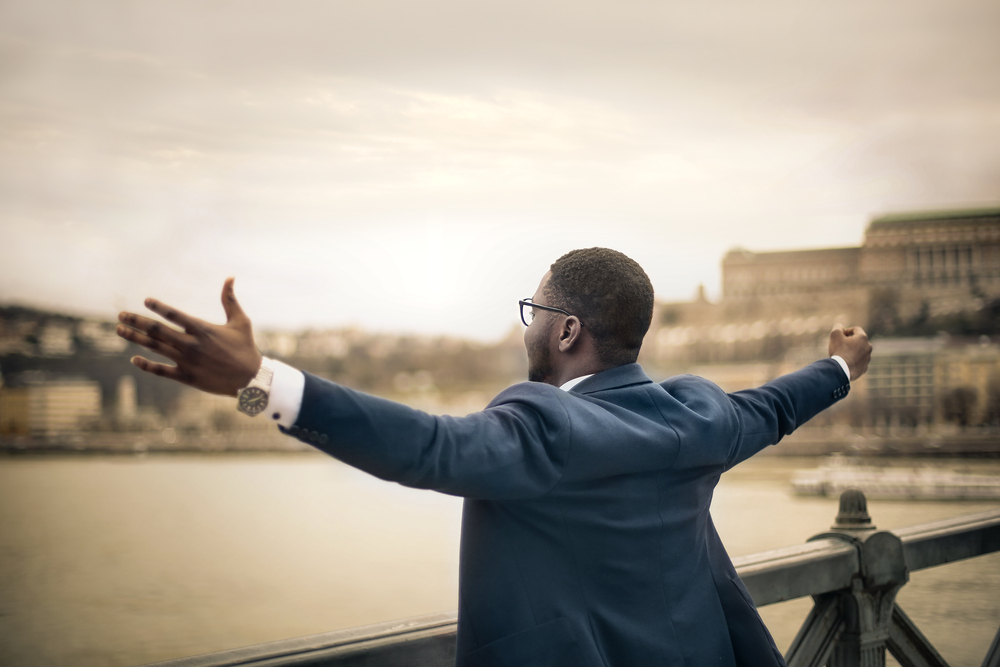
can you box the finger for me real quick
[221,277,248,324]
[143,298,203,333]
[130,356,192,384]
[118,312,195,350]
[116,324,184,362]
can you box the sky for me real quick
[1,0,998,342]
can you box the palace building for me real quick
[859,208,1000,322]
[650,206,1000,366]
[721,206,1000,324]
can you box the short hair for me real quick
[545,248,654,366]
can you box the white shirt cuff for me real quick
[265,357,305,428]
[830,355,851,383]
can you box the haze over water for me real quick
[1,454,997,667]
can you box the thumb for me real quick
[221,277,248,323]
[829,324,846,356]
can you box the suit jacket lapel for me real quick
[570,363,653,395]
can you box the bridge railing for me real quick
[142,493,1000,667]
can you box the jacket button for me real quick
[318,434,328,445]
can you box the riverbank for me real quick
[0,430,313,454]
[764,429,1000,457]
[5,429,1000,457]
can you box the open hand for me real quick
[116,278,262,396]
[828,324,872,381]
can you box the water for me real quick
[0,454,997,667]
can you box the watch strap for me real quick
[250,361,274,390]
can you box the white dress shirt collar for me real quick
[559,374,594,392]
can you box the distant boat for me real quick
[791,455,1000,500]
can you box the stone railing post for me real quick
[826,534,907,666]
[787,489,950,667]
[823,490,908,667]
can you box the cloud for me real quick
[0,0,998,339]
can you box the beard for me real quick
[526,319,555,383]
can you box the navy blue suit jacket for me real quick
[282,359,849,667]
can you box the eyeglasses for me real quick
[519,298,574,327]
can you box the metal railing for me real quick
[143,493,1000,667]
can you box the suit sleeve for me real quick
[723,358,850,469]
[280,373,574,500]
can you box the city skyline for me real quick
[1,0,998,341]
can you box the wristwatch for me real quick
[236,359,274,417]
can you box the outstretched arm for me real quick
[719,324,871,469]
[116,278,262,396]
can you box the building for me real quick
[860,208,1000,324]
[0,316,36,356]
[37,322,75,356]
[0,373,102,438]
[850,334,1000,429]
[721,246,866,324]
[723,206,1000,327]
[936,336,1000,426]
[863,337,942,427]
[649,206,1000,367]
[77,319,129,355]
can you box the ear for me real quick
[557,316,583,353]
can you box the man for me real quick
[117,248,871,667]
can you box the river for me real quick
[1,454,998,667]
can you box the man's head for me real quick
[545,248,654,367]
[524,248,654,384]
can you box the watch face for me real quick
[238,386,268,415]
